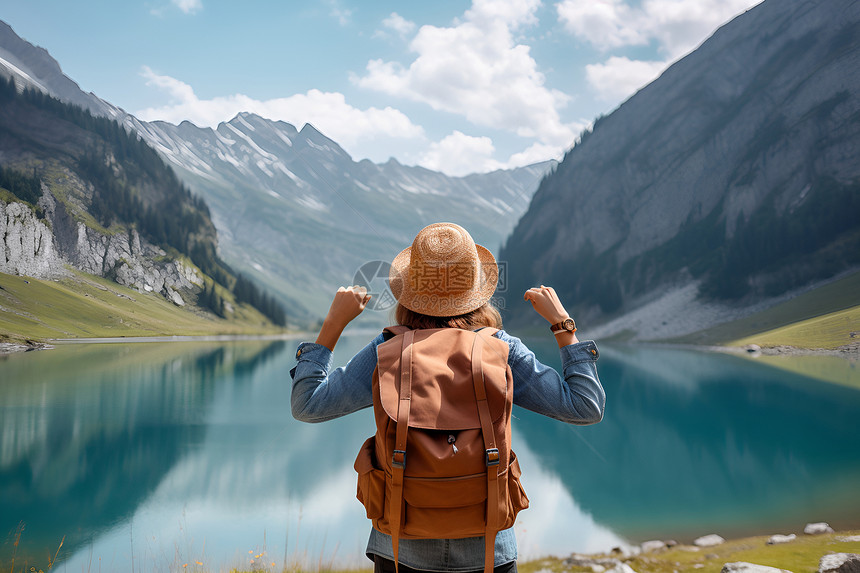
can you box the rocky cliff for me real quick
[0,79,219,310]
[501,0,860,335]
[0,198,61,278]
[1,186,203,305]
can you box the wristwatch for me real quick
[550,317,576,335]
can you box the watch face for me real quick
[563,318,576,331]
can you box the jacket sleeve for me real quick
[289,333,383,423]
[497,330,605,425]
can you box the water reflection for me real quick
[0,340,286,569]
[1,337,859,571]
[515,342,860,541]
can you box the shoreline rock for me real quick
[806,523,837,535]
[819,553,860,573]
[0,340,53,355]
[695,534,727,547]
[722,563,793,573]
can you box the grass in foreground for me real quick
[4,531,858,573]
[0,269,287,344]
[518,531,860,573]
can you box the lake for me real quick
[1,335,859,571]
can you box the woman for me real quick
[291,222,605,573]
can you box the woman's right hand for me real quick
[325,285,371,328]
[523,285,570,324]
[315,286,371,351]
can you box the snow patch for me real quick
[275,130,293,147]
[305,139,332,153]
[295,194,328,212]
[224,123,277,161]
[275,163,304,185]
[0,57,49,92]
[256,159,275,178]
[235,114,256,132]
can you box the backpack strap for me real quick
[390,328,415,573]
[382,325,411,341]
[471,330,500,573]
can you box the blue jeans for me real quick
[373,554,517,573]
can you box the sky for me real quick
[2,0,764,176]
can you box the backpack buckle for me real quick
[392,449,407,468]
[485,448,500,466]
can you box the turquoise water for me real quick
[0,336,858,571]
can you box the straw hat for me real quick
[389,222,498,317]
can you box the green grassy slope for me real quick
[730,305,859,350]
[678,271,860,349]
[0,270,285,343]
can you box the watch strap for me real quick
[550,317,576,335]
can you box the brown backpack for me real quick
[354,326,529,573]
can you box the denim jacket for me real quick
[290,329,605,572]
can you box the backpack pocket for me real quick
[506,451,529,521]
[355,437,385,520]
[401,473,487,538]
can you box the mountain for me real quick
[132,113,553,324]
[0,19,554,326]
[0,76,286,327]
[0,20,116,118]
[501,0,860,339]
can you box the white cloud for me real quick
[507,141,565,169]
[327,0,352,26]
[466,0,541,29]
[381,13,416,37]
[418,131,504,176]
[639,0,765,57]
[557,0,763,58]
[355,0,578,150]
[556,0,643,50]
[136,67,424,155]
[585,56,668,101]
[171,0,202,15]
[559,0,762,105]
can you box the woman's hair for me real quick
[395,301,502,330]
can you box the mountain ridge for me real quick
[0,22,556,325]
[501,0,860,340]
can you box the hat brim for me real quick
[389,244,498,317]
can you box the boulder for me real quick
[609,546,641,558]
[839,537,860,543]
[721,562,793,573]
[805,523,836,535]
[695,534,726,547]
[819,553,860,573]
[641,540,667,553]
[605,562,637,573]
[566,555,634,572]
[768,534,797,545]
